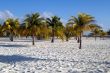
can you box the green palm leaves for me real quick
[24,13,44,45]
[0,12,108,48]
[68,13,95,49]
[46,16,64,43]
[3,18,20,41]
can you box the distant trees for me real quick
[64,23,74,41]
[0,12,109,48]
[99,30,107,40]
[89,24,102,40]
[107,30,110,35]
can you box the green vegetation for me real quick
[0,12,109,49]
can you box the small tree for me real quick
[3,18,20,41]
[89,24,102,40]
[46,16,63,43]
[99,30,107,40]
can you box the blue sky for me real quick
[0,0,110,30]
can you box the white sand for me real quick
[0,37,110,73]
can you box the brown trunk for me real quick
[32,34,35,45]
[77,37,80,43]
[95,35,97,41]
[75,36,77,40]
[79,32,82,49]
[51,28,55,43]
[66,37,69,42]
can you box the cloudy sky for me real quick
[0,0,110,30]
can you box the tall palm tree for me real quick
[24,13,43,45]
[3,18,20,41]
[70,13,95,49]
[46,16,63,43]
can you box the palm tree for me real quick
[36,22,51,40]
[64,23,74,41]
[0,24,3,36]
[17,23,29,38]
[3,18,20,41]
[24,13,43,45]
[89,24,102,40]
[99,30,107,40]
[46,16,63,43]
[70,13,95,49]
[107,29,110,35]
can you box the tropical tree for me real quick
[70,13,95,49]
[0,24,4,36]
[107,29,110,35]
[46,16,63,43]
[3,18,20,41]
[36,22,51,40]
[89,24,102,40]
[64,23,74,41]
[24,13,43,45]
[17,23,29,38]
[99,30,107,40]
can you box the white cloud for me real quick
[61,18,67,25]
[0,10,15,20]
[41,11,54,18]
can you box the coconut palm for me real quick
[17,23,29,38]
[36,22,51,40]
[70,13,95,49]
[3,18,20,41]
[46,16,63,43]
[64,23,74,41]
[0,24,4,36]
[24,13,43,45]
[107,29,110,35]
[99,30,107,40]
[89,24,102,40]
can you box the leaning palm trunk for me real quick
[10,33,13,41]
[32,34,35,45]
[10,30,14,41]
[51,28,55,43]
[79,32,82,49]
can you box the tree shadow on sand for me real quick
[0,44,28,47]
[0,55,58,64]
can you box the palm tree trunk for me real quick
[51,28,55,43]
[77,37,80,43]
[79,32,82,49]
[10,33,13,41]
[75,36,77,40]
[32,34,35,45]
[66,37,69,41]
[95,35,96,41]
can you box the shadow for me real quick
[0,44,28,47]
[0,55,58,64]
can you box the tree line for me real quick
[0,12,109,49]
